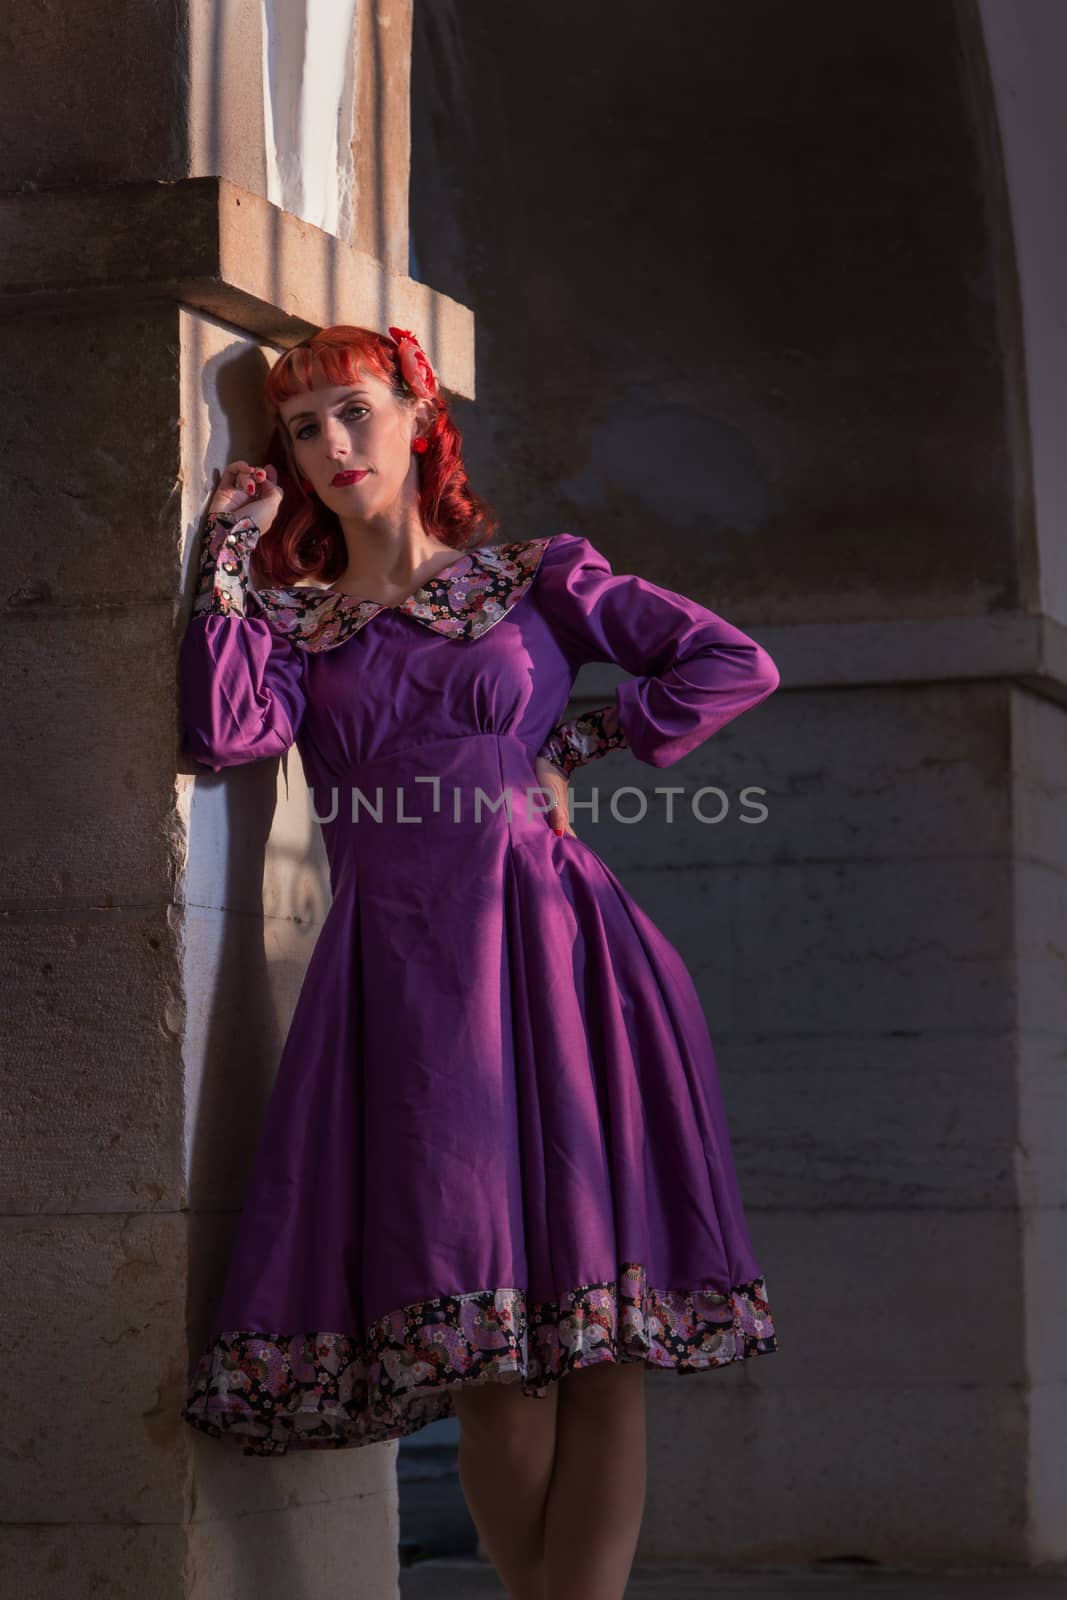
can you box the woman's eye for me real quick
[295,405,367,441]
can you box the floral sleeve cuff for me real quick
[192,511,263,619]
[537,701,628,779]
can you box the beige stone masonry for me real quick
[0,177,475,392]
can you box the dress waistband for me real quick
[309,732,558,843]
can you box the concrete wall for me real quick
[410,0,1067,1566]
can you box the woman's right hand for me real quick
[207,460,284,536]
[533,755,577,837]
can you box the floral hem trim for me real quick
[181,1268,777,1456]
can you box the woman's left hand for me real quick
[534,756,577,837]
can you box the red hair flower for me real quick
[388,325,438,399]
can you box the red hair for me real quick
[252,324,499,588]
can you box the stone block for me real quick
[0,1487,400,1600]
[571,681,1010,872]
[1027,1379,1067,1563]
[1016,1031,1067,1210]
[1015,859,1067,1034]
[1022,1209,1067,1385]
[1012,686,1067,874]
[0,1212,190,1524]
[731,857,1015,1036]
[723,1029,1020,1210]
[0,913,184,1215]
[187,1491,399,1600]
[0,302,180,606]
[0,608,183,911]
[642,1374,1027,1565]
[0,1523,184,1600]
[740,1208,1023,1392]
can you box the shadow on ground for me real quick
[400,1559,1067,1600]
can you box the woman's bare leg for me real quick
[542,1358,648,1600]
[453,1375,560,1600]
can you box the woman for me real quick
[179,324,780,1600]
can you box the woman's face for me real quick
[279,365,428,522]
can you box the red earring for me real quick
[412,437,429,454]
[299,476,314,492]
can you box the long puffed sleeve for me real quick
[536,533,779,769]
[179,511,308,773]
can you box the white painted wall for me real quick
[261,0,359,239]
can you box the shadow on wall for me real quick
[397,1413,478,1564]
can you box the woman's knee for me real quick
[454,1374,559,1445]
[559,1357,646,1414]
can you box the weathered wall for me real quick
[0,0,462,1594]
[409,0,1066,1565]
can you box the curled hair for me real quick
[253,324,499,588]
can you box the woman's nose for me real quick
[323,421,350,456]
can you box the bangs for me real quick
[267,327,396,411]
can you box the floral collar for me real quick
[249,537,554,653]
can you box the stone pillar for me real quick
[977,0,1067,1561]
[0,3,472,1596]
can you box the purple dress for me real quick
[179,511,780,1456]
